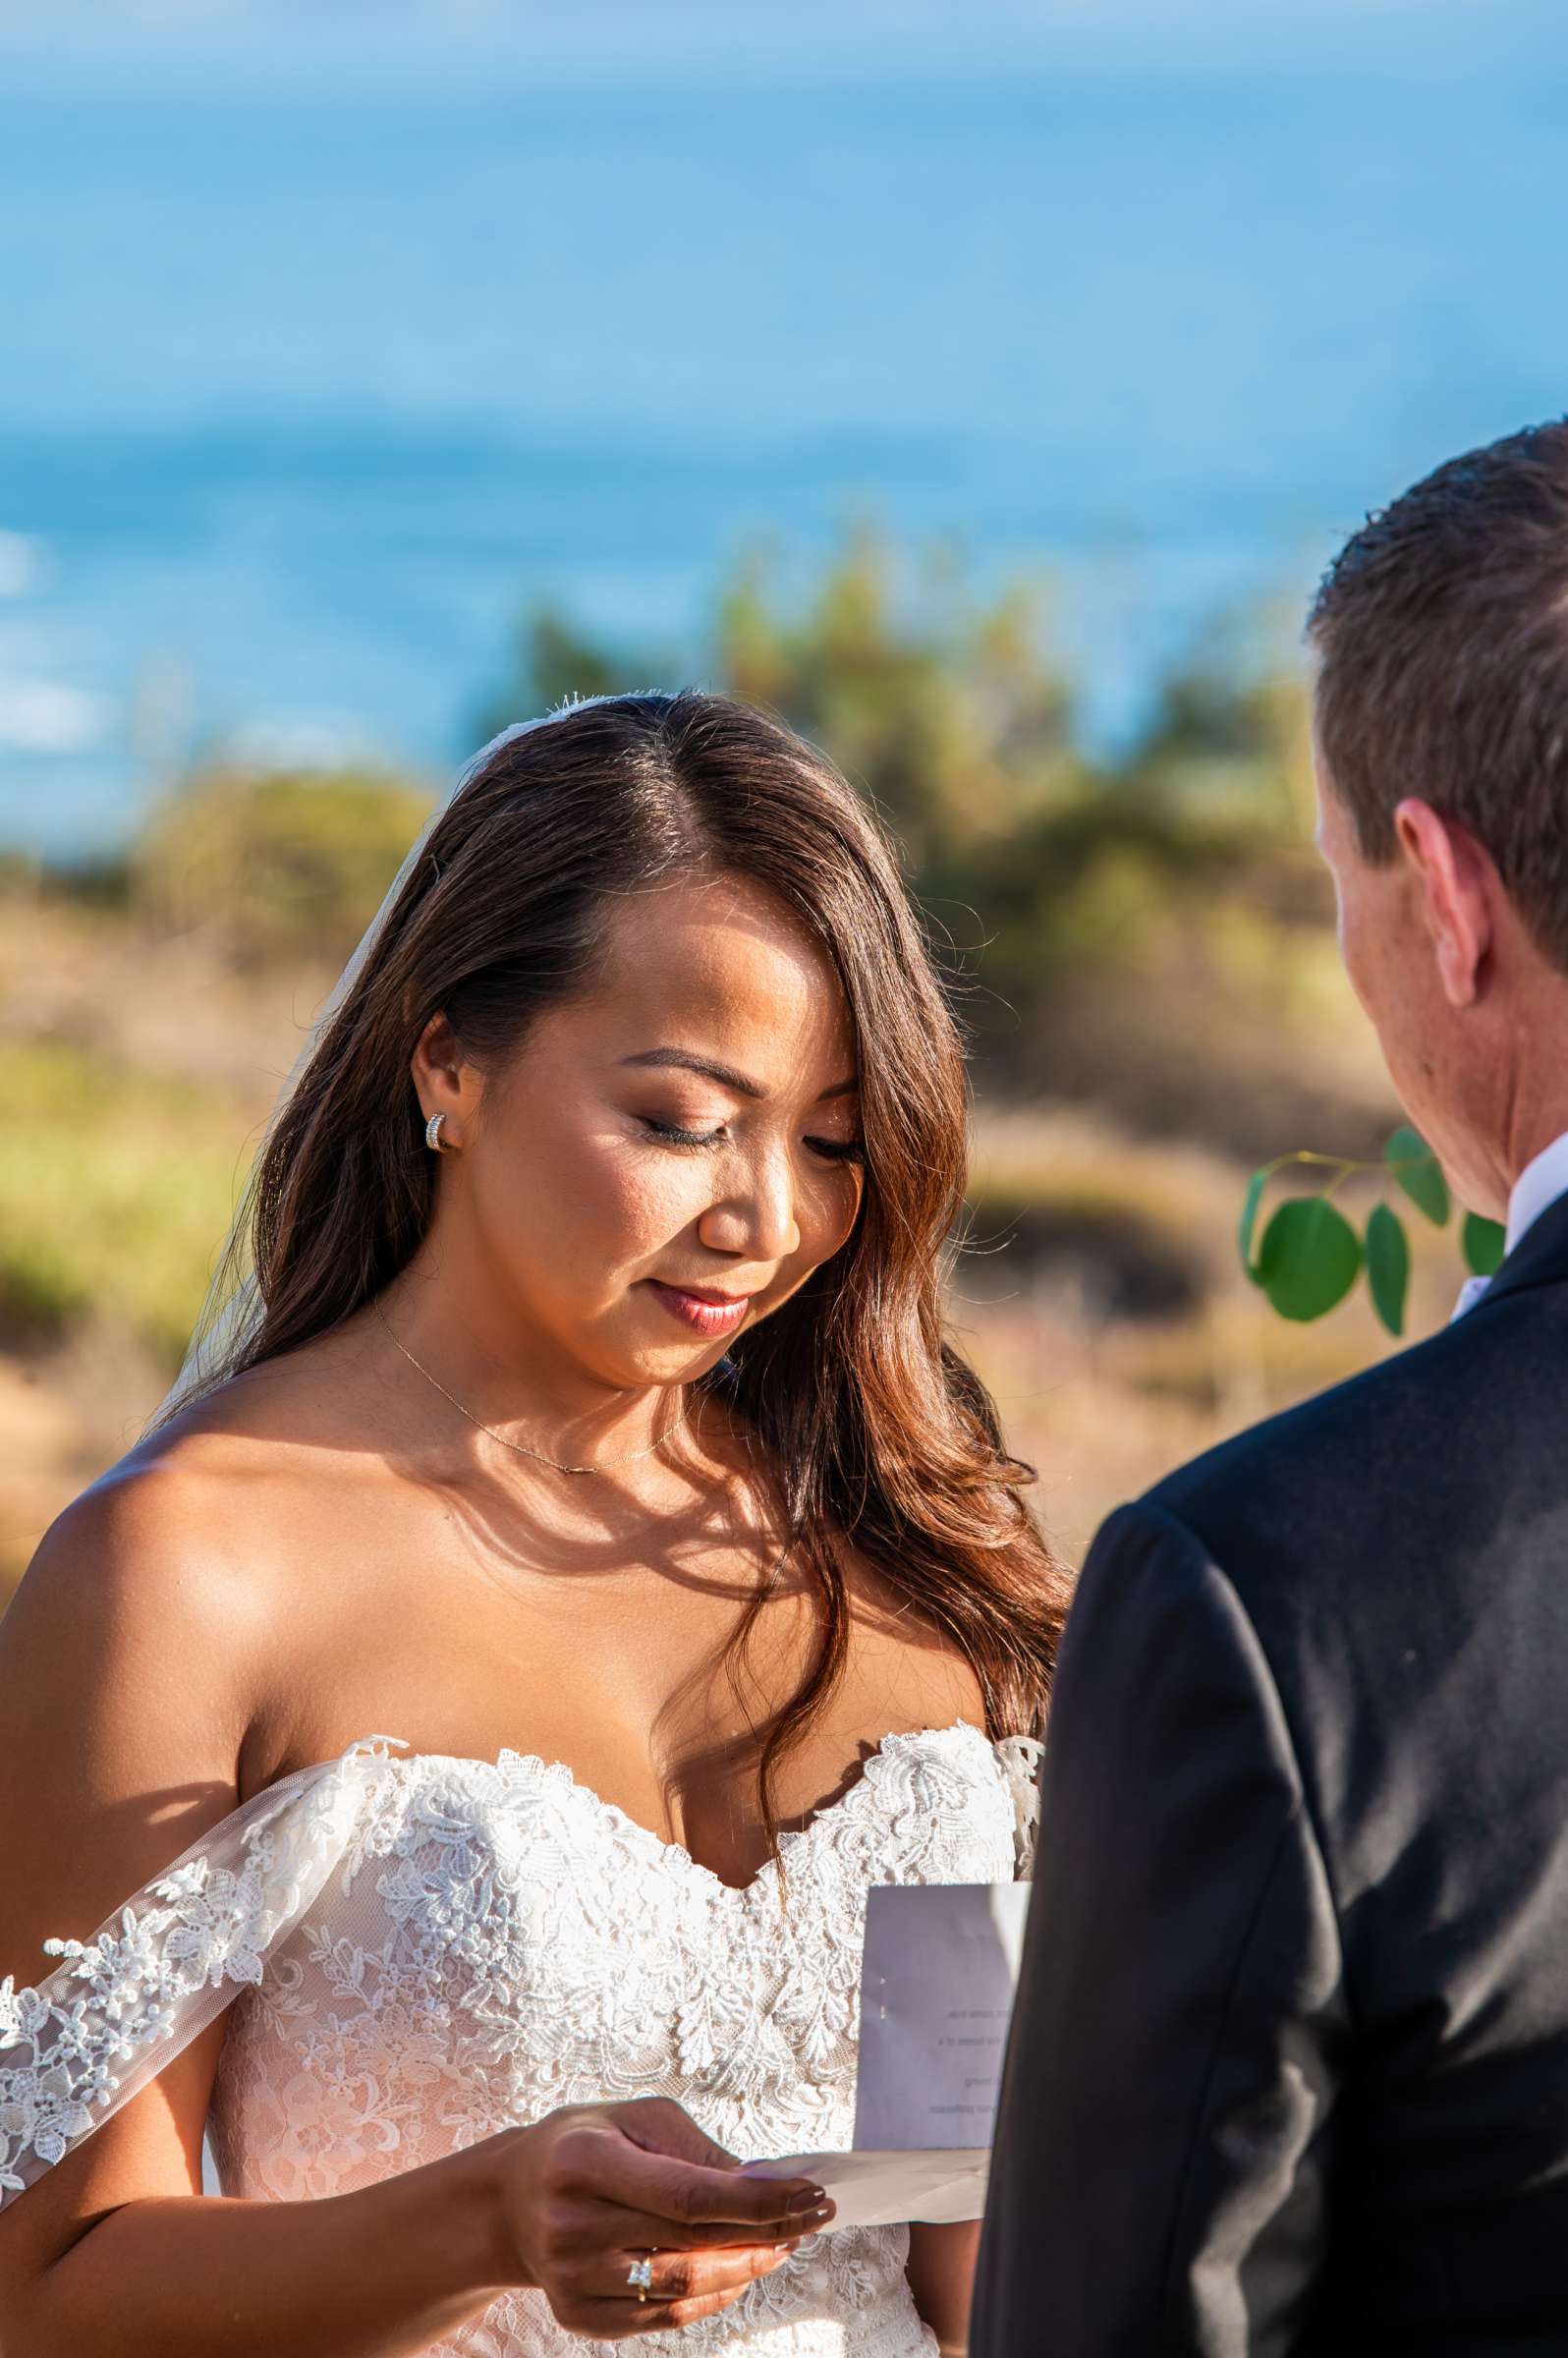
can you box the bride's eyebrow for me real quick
[619,1048,859,1101]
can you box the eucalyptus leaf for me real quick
[1385,1126,1450,1227]
[1257,1197,1364,1321]
[1238,1169,1267,1280]
[1462,1211,1507,1277]
[1365,1202,1410,1337]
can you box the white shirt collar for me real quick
[1450,1130,1568,1323]
[1506,1129,1568,1258]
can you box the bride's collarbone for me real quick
[255,1602,984,1876]
[219,1430,981,1850]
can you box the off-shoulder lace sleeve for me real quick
[994,1733,1043,1880]
[0,1734,406,2211]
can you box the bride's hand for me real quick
[497,2098,836,2337]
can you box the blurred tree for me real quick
[478,528,1082,871]
[475,609,668,742]
[717,530,1079,870]
[1127,599,1316,841]
[134,764,435,968]
[463,530,1339,1135]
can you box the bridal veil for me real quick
[151,709,580,1426]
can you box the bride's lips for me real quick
[644,1280,754,1339]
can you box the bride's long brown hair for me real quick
[173,693,1068,1802]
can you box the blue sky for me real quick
[4,0,1561,90]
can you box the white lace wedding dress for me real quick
[0,1719,1040,2357]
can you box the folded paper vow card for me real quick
[743,1881,1031,2228]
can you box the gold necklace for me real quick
[373,1298,695,1475]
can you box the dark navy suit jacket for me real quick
[973,1191,1568,2355]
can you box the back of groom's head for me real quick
[1310,419,1568,971]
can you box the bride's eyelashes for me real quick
[638,1116,866,1165]
[641,1116,727,1149]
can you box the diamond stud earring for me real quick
[424,1110,453,1152]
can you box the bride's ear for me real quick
[411,1012,482,1144]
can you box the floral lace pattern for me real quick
[3,1721,1041,2358]
[0,1739,398,2200]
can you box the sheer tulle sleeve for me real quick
[0,1734,407,2210]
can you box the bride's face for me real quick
[417,871,867,1392]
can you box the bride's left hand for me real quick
[489,2097,834,2337]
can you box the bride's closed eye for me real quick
[639,1116,865,1165]
[641,1116,729,1149]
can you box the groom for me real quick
[973,420,1568,2354]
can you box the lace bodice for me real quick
[1,1721,1041,2358]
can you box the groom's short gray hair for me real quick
[1309,418,1568,970]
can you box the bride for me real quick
[0,692,1065,2357]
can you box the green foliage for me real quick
[135,764,435,967]
[481,529,1087,872]
[1240,1132,1510,1336]
[1255,1197,1363,1321]
[716,534,1079,870]
[1238,1168,1267,1276]
[1385,1126,1451,1227]
[1463,1211,1507,1276]
[1365,1202,1411,1337]
[0,1040,252,1366]
[1129,624,1315,839]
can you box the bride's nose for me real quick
[697,1148,801,1263]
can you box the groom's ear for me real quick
[1393,797,1494,1009]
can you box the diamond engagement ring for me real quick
[627,2257,655,2302]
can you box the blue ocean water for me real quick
[3,5,1568,856]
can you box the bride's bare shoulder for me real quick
[0,1370,359,1995]
[9,1444,272,1710]
[2,1345,364,1742]
[0,1457,282,1860]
